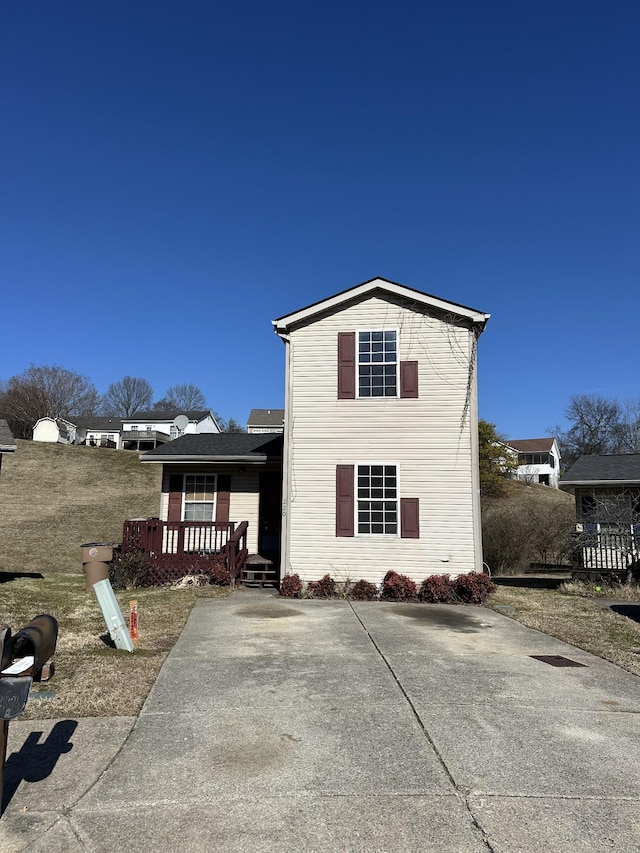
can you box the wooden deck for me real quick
[122,518,249,585]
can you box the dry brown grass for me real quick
[0,440,161,574]
[487,585,640,677]
[1,572,230,719]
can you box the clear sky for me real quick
[2,1,638,438]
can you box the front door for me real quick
[258,472,282,574]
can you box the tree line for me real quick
[0,365,244,438]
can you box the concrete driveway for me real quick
[3,588,640,851]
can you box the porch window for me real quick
[184,474,216,521]
[358,331,397,397]
[357,465,398,535]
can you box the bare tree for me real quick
[0,364,99,438]
[155,383,207,411]
[574,489,640,582]
[615,401,640,454]
[102,376,153,417]
[555,394,623,468]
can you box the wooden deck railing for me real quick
[122,518,249,585]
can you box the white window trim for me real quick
[182,473,218,522]
[354,461,400,537]
[355,327,400,400]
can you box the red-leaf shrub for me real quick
[419,574,455,603]
[279,573,302,597]
[209,562,232,586]
[306,573,336,598]
[349,579,380,601]
[381,570,417,601]
[454,571,496,604]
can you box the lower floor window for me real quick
[184,474,216,521]
[357,465,397,534]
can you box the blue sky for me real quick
[2,1,638,438]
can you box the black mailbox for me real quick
[6,615,58,678]
[1,616,58,814]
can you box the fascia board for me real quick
[272,278,490,333]
[140,455,274,464]
[560,479,640,488]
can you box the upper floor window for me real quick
[358,330,397,397]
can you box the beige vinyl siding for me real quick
[160,466,260,553]
[285,294,479,584]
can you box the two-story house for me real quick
[272,277,490,584]
[506,437,561,488]
[134,277,490,586]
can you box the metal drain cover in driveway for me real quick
[530,655,586,667]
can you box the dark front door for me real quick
[258,472,282,572]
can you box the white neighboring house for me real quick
[506,438,561,488]
[272,276,490,585]
[32,417,87,445]
[74,416,123,449]
[120,410,221,451]
[247,409,285,434]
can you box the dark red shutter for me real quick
[400,498,420,538]
[400,361,419,399]
[215,474,231,524]
[338,332,356,399]
[336,465,355,537]
[167,474,183,521]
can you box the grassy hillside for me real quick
[481,478,575,574]
[0,440,161,574]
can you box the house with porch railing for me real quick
[561,453,640,580]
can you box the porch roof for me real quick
[140,432,283,464]
[0,419,17,453]
[561,453,640,490]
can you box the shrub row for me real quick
[279,570,496,604]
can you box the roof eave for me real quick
[140,454,278,464]
[560,479,640,489]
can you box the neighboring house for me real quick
[247,409,285,434]
[0,419,17,477]
[132,276,490,586]
[120,410,221,451]
[33,417,87,445]
[135,433,283,582]
[561,453,640,575]
[506,437,561,488]
[272,276,490,585]
[74,416,123,449]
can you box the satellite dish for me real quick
[173,414,189,431]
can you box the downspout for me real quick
[276,329,293,576]
[469,324,484,572]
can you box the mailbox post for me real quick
[0,615,58,814]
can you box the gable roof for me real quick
[508,438,557,454]
[74,416,123,431]
[122,410,211,422]
[273,276,490,333]
[561,454,640,488]
[0,419,17,452]
[140,432,283,463]
[247,408,285,427]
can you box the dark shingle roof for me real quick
[508,438,556,453]
[0,419,17,452]
[247,409,285,427]
[141,432,283,461]
[74,416,123,431]
[561,454,640,486]
[124,410,210,422]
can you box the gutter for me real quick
[140,454,278,465]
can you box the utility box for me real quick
[81,543,114,591]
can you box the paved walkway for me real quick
[3,588,640,851]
